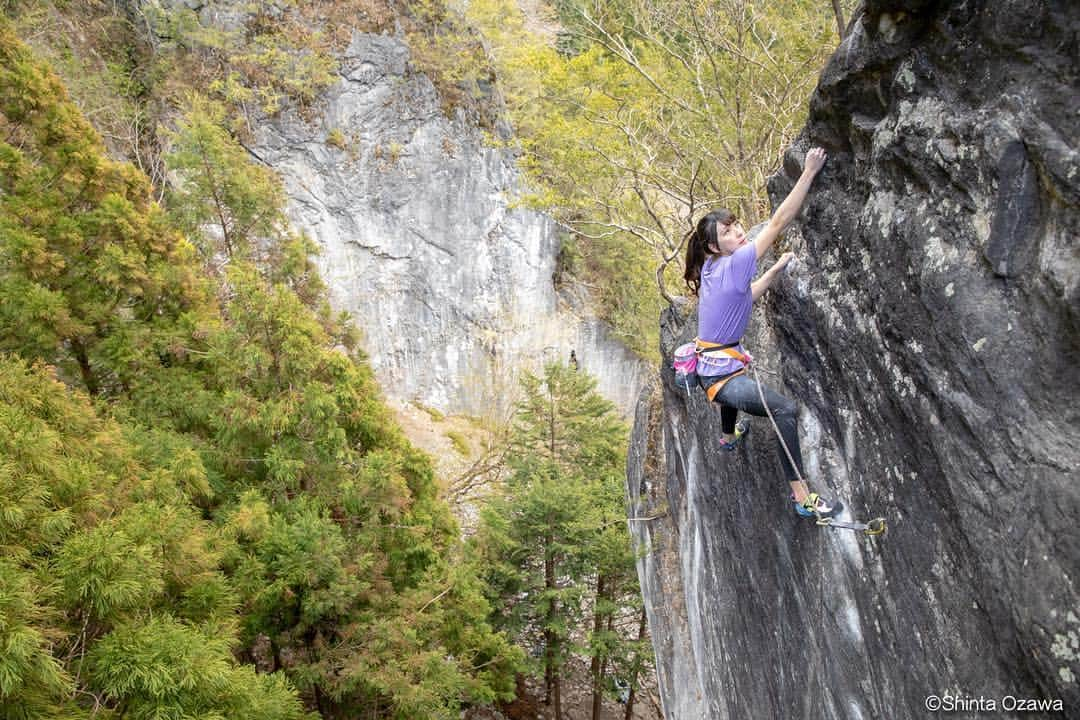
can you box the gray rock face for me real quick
[251,33,647,416]
[129,0,251,45]
[629,1,1078,717]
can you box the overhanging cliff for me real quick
[628,1,1079,717]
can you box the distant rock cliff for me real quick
[131,0,647,416]
[249,32,647,416]
[629,1,1078,718]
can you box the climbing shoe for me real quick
[793,492,844,519]
[719,419,750,452]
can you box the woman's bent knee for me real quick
[773,398,797,419]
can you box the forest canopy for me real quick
[0,15,520,718]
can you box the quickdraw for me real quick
[814,515,887,536]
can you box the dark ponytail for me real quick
[683,208,736,296]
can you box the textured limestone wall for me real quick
[629,1,1078,717]
[249,32,647,416]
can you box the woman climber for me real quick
[682,147,842,519]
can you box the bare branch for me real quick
[832,0,848,40]
[418,586,452,613]
[574,9,710,122]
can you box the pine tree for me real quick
[165,96,289,264]
[0,354,311,719]
[0,19,213,396]
[474,362,641,720]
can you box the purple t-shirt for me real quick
[697,244,756,376]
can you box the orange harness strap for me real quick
[704,368,746,402]
[694,339,751,403]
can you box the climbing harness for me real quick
[697,339,751,402]
[747,359,886,537]
[672,338,749,399]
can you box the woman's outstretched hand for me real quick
[753,251,797,299]
[804,147,827,176]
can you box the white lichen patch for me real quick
[922,233,961,274]
[872,122,898,157]
[1051,630,1079,662]
[971,208,991,246]
[935,138,958,163]
[861,249,872,271]
[844,602,864,644]
[896,59,916,92]
[864,191,899,235]
[878,13,899,42]
[800,410,825,483]
[889,360,917,398]
[925,583,938,609]
[903,97,949,135]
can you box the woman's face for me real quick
[711,220,747,255]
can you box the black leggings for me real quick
[701,374,806,483]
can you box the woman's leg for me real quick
[715,375,810,500]
[719,404,739,443]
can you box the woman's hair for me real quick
[683,208,736,296]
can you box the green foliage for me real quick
[156,94,518,716]
[0,22,520,719]
[414,401,446,422]
[6,1,159,177]
[140,1,340,118]
[472,363,646,712]
[228,32,338,115]
[0,18,212,395]
[165,96,289,262]
[402,0,499,123]
[55,519,165,623]
[0,353,300,719]
[325,127,348,150]
[446,430,470,455]
[0,559,71,719]
[89,615,310,720]
[137,0,490,125]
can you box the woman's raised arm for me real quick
[754,148,827,260]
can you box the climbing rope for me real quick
[747,362,886,537]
